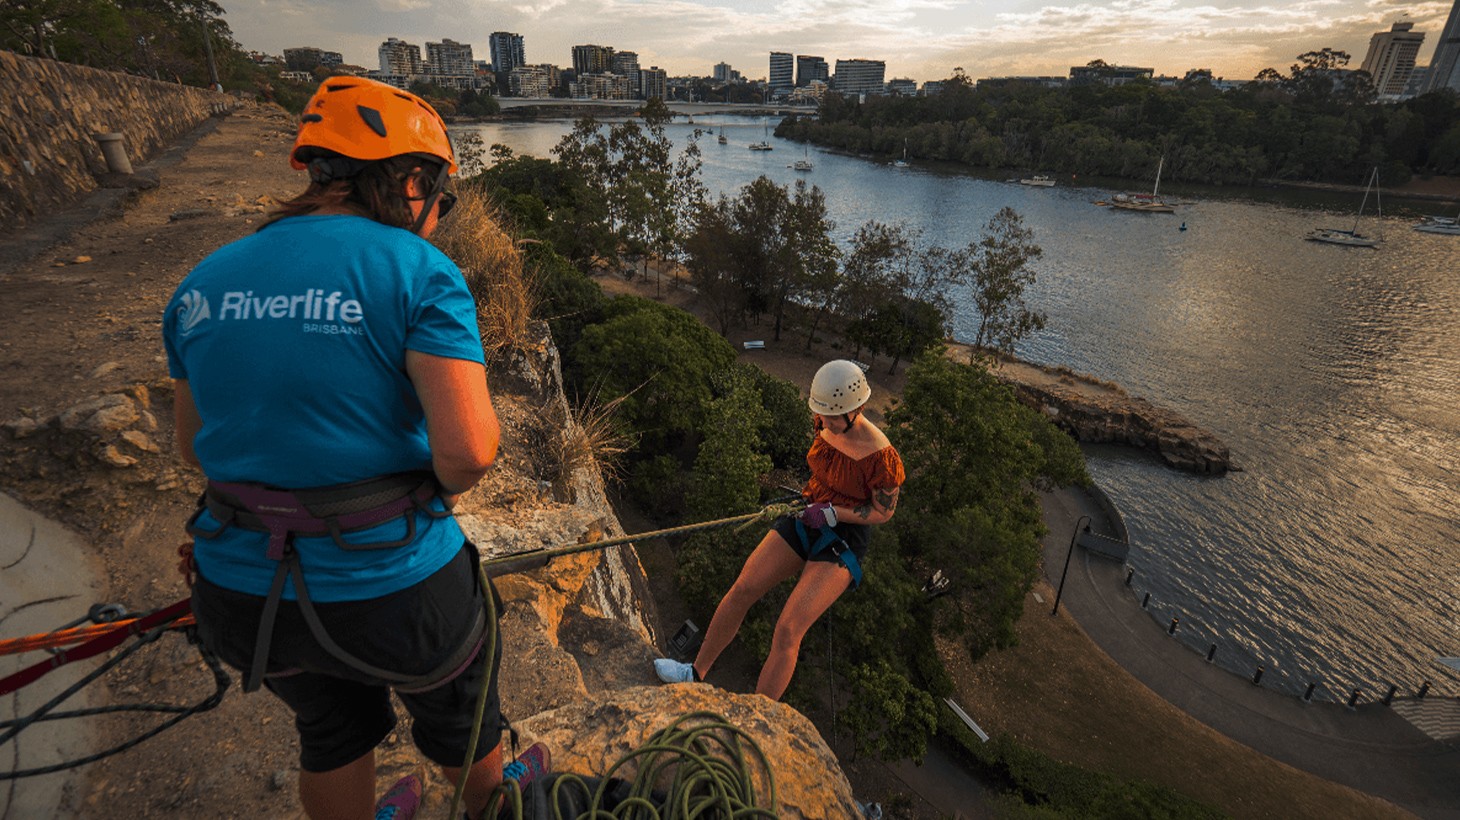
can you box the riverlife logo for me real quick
[176,290,211,336]
[213,289,367,336]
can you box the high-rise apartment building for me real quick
[1361,22,1425,98]
[713,62,733,83]
[509,65,551,97]
[1424,0,1460,93]
[611,50,641,97]
[769,51,794,93]
[572,44,614,76]
[283,46,343,72]
[426,39,475,76]
[641,66,668,101]
[378,37,422,75]
[489,32,526,73]
[833,58,886,96]
[795,55,828,87]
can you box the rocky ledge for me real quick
[982,352,1235,475]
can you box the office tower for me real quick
[713,62,733,83]
[796,55,828,87]
[426,39,475,76]
[489,32,526,73]
[1424,0,1460,93]
[611,50,641,96]
[832,58,886,96]
[769,51,794,92]
[378,37,423,75]
[572,44,614,76]
[641,66,668,100]
[1361,22,1426,97]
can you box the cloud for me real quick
[220,0,1460,83]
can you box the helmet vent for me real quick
[325,82,354,92]
[300,113,323,123]
[356,105,388,138]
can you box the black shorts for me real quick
[772,516,871,567]
[191,543,502,773]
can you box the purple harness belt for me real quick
[186,472,483,694]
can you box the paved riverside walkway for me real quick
[1040,485,1460,820]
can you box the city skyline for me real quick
[221,0,1460,83]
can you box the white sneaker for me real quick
[653,658,696,684]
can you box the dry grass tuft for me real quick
[431,185,538,363]
[555,390,635,487]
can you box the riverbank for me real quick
[1260,174,1460,204]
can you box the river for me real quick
[455,115,1460,702]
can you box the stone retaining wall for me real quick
[0,52,226,229]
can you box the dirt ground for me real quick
[0,105,330,819]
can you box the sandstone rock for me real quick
[2,417,44,439]
[89,361,122,379]
[512,686,862,819]
[57,394,139,434]
[99,444,138,468]
[119,429,160,453]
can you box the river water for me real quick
[456,116,1460,701]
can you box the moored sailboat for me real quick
[1111,157,1174,213]
[1307,167,1383,248]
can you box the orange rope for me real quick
[0,614,196,657]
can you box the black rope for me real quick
[0,624,229,780]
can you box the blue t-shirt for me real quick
[163,215,485,602]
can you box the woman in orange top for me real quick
[655,360,905,699]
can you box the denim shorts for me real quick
[191,543,502,772]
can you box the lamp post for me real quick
[1051,515,1091,616]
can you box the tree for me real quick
[567,296,736,449]
[886,352,1088,657]
[960,207,1046,354]
[837,221,916,358]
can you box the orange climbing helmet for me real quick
[289,77,457,175]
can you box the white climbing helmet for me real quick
[808,360,870,416]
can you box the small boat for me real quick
[1307,167,1383,248]
[893,138,909,168]
[1020,175,1055,187]
[791,146,813,171]
[717,127,727,145]
[1413,214,1460,235]
[748,122,773,151]
[1111,157,1174,213]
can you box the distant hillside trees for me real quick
[779,54,1460,185]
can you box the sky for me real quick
[221,0,1459,84]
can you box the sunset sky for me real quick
[222,0,1458,83]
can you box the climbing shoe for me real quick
[374,773,422,820]
[653,658,697,684]
[503,741,551,790]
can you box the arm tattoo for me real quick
[854,502,873,519]
[874,489,898,514]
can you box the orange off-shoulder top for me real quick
[803,434,905,509]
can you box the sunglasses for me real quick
[407,162,456,218]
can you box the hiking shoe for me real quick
[654,658,696,684]
[502,741,550,790]
[374,774,422,820]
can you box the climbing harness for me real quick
[186,471,484,693]
[791,517,864,588]
[0,497,802,784]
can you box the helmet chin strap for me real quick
[408,162,452,236]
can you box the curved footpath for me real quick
[1042,485,1460,820]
